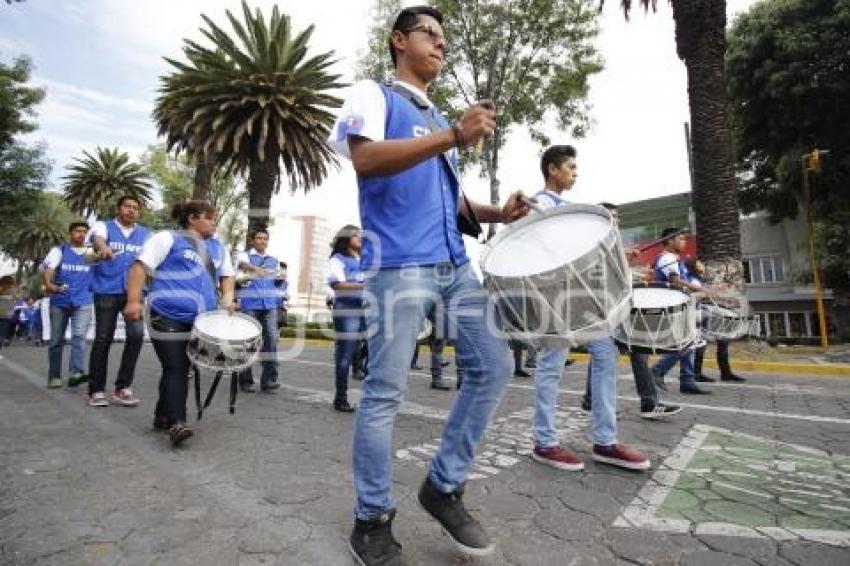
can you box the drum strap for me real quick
[388,83,482,240]
[182,233,218,291]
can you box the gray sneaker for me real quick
[417,478,494,556]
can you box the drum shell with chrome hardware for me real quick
[613,282,698,354]
[698,294,752,341]
[187,310,262,372]
[481,204,633,347]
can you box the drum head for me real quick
[482,207,611,278]
[195,311,261,341]
[632,286,689,309]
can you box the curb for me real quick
[279,338,850,378]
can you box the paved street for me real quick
[1,341,849,565]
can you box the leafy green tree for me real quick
[0,54,52,260]
[727,0,850,291]
[359,0,602,237]
[140,144,248,248]
[62,146,152,218]
[604,0,742,284]
[153,0,345,237]
[6,192,75,273]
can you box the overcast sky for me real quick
[1,0,758,269]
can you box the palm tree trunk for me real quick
[672,1,743,288]
[193,153,214,200]
[246,152,278,246]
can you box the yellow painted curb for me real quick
[279,338,850,377]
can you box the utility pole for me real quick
[801,148,830,350]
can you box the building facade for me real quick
[617,192,844,342]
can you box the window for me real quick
[768,312,786,337]
[743,256,786,284]
[788,312,807,337]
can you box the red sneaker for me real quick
[592,443,650,471]
[532,444,584,471]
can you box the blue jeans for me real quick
[534,337,618,448]
[353,263,512,519]
[332,309,366,402]
[239,308,279,386]
[652,347,696,388]
[48,304,92,378]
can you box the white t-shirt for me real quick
[534,189,568,212]
[327,79,457,161]
[326,256,347,285]
[42,245,86,270]
[137,232,235,277]
[656,251,681,281]
[235,248,273,268]
[89,219,138,242]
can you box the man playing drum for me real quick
[124,200,235,447]
[328,5,529,564]
[531,145,651,473]
[651,229,712,394]
[581,202,682,420]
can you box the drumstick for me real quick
[634,227,687,253]
[474,100,495,157]
[520,195,544,214]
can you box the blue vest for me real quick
[654,253,688,283]
[148,234,219,324]
[355,85,467,270]
[238,251,280,311]
[52,244,93,308]
[91,220,150,295]
[330,253,364,309]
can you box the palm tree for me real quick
[604,0,742,286]
[153,0,345,237]
[62,147,153,218]
[11,192,74,273]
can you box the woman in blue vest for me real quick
[40,221,94,389]
[124,200,235,447]
[326,225,365,413]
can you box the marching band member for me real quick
[87,195,150,407]
[41,221,93,389]
[651,229,711,394]
[235,228,282,393]
[123,200,235,447]
[531,145,650,473]
[326,225,365,413]
[328,5,528,562]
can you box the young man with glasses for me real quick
[329,6,529,565]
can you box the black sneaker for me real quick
[349,509,403,566]
[580,398,591,413]
[513,369,531,378]
[260,381,280,393]
[239,382,257,393]
[695,374,716,383]
[333,399,356,413]
[430,380,451,391]
[680,385,712,395]
[640,403,683,420]
[417,477,494,556]
[720,374,746,382]
[654,379,668,392]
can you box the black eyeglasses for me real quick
[404,25,448,50]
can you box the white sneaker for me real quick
[112,388,140,407]
[87,392,109,407]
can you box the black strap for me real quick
[389,83,482,239]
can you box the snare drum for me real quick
[187,310,262,372]
[481,204,632,347]
[699,294,752,341]
[613,282,698,354]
